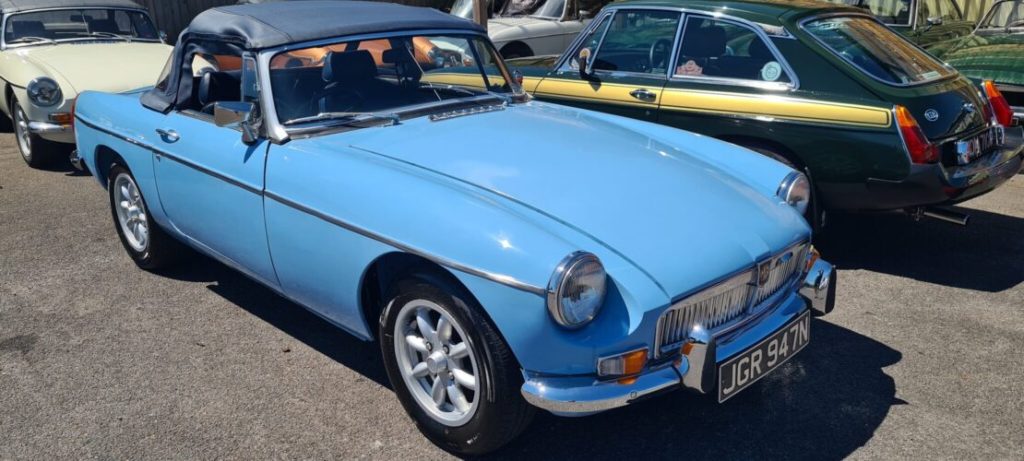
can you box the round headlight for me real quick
[777,171,810,215]
[547,252,607,329]
[27,77,62,107]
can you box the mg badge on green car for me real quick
[510,0,1024,228]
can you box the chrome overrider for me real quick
[521,256,836,416]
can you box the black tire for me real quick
[107,165,180,270]
[379,276,534,456]
[11,98,69,169]
[500,43,532,59]
[744,144,825,233]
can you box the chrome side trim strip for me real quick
[74,115,262,195]
[263,191,547,296]
[75,114,547,296]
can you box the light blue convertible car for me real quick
[73,1,837,454]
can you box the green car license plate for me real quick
[718,311,810,402]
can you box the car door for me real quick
[658,14,799,140]
[533,9,680,122]
[152,53,278,285]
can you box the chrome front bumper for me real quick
[27,121,70,134]
[521,259,836,416]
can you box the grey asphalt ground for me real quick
[1,132,1023,460]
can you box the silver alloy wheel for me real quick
[394,298,480,426]
[113,173,149,253]
[13,105,32,160]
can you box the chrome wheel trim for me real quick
[14,105,32,160]
[113,173,149,253]
[393,298,480,427]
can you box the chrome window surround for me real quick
[653,240,810,357]
[668,13,800,91]
[554,6,801,91]
[797,12,956,88]
[257,28,521,144]
[0,7,161,50]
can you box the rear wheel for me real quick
[12,98,67,169]
[108,165,180,270]
[380,276,534,455]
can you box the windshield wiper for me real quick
[74,31,132,42]
[284,111,400,127]
[419,83,511,104]
[7,36,56,45]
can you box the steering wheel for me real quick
[649,39,674,71]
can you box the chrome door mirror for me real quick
[577,47,592,79]
[926,16,944,26]
[159,30,168,43]
[214,101,259,144]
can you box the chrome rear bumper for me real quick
[521,259,836,415]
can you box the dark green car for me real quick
[927,0,1024,124]
[512,0,1023,226]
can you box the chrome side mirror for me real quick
[926,16,944,27]
[214,101,259,144]
[577,47,592,79]
[159,30,168,43]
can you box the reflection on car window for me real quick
[268,34,515,125]
[675,17,790,84]
[4,8,159,43]
[804,16,953,85]
[567,13,611,70]
[591,10,680,74]
[825,0,912,25]
[917,0,963,23]
[979,0,1024,29]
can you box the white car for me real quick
[0,0,172,168]
[450,0,602,58]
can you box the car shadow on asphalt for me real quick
[490,319,902,461]
[158,257,391,388]
[818,206,1024,292]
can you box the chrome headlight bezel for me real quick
[27,77,62,107]
[777,171,811,215]
[546,252,607,329]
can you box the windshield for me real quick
[3,9,159,45]
[979,1,1024,30]
[803,16,954,85]
[269,33,521,127]
[500,0,561,17]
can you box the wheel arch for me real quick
[93,144,127,188]
[716,135,805,169]
[500,41,533,58]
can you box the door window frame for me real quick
[558,7,685,79]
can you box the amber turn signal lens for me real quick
[806,247,820,273]
[983,80,1014,127]
[597,348,648,378]
[895,105,938,164]
[48,112,72,124]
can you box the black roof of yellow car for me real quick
[608,0,864,24]
[187,0,483,50]
[0,0,142,14]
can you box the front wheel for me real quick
[380,277,534,455]
[12,99,68,169]
[108,165,180,270]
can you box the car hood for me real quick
[934,34,1024,86]
[340,102,808,297]
[15,42,172,96]
[488,16,545,38]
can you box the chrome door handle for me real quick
[155,128,180,143]
[629,88,657,101]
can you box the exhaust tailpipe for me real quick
[908,207,970,226]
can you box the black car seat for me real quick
[677,21,726,76]
[198,71,242,114]
[319,50,384,113]
[10,21,47,39]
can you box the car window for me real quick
[803,16,954,85]
[675,16,791,84]
[591,10,681,74]
[4,8,158,44]
[565,13,612,70]
[918,0,962,23]
[979,0,1024,30]
[268,34,516,125]
[824,0,912,25]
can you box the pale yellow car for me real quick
[0,0,172,168]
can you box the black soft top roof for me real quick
[188,0,484,50]
[0,0,142,14]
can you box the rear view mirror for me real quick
[214,101,259,144]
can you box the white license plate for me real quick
[717,311,810,402]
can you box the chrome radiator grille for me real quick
[655,242,808,356]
